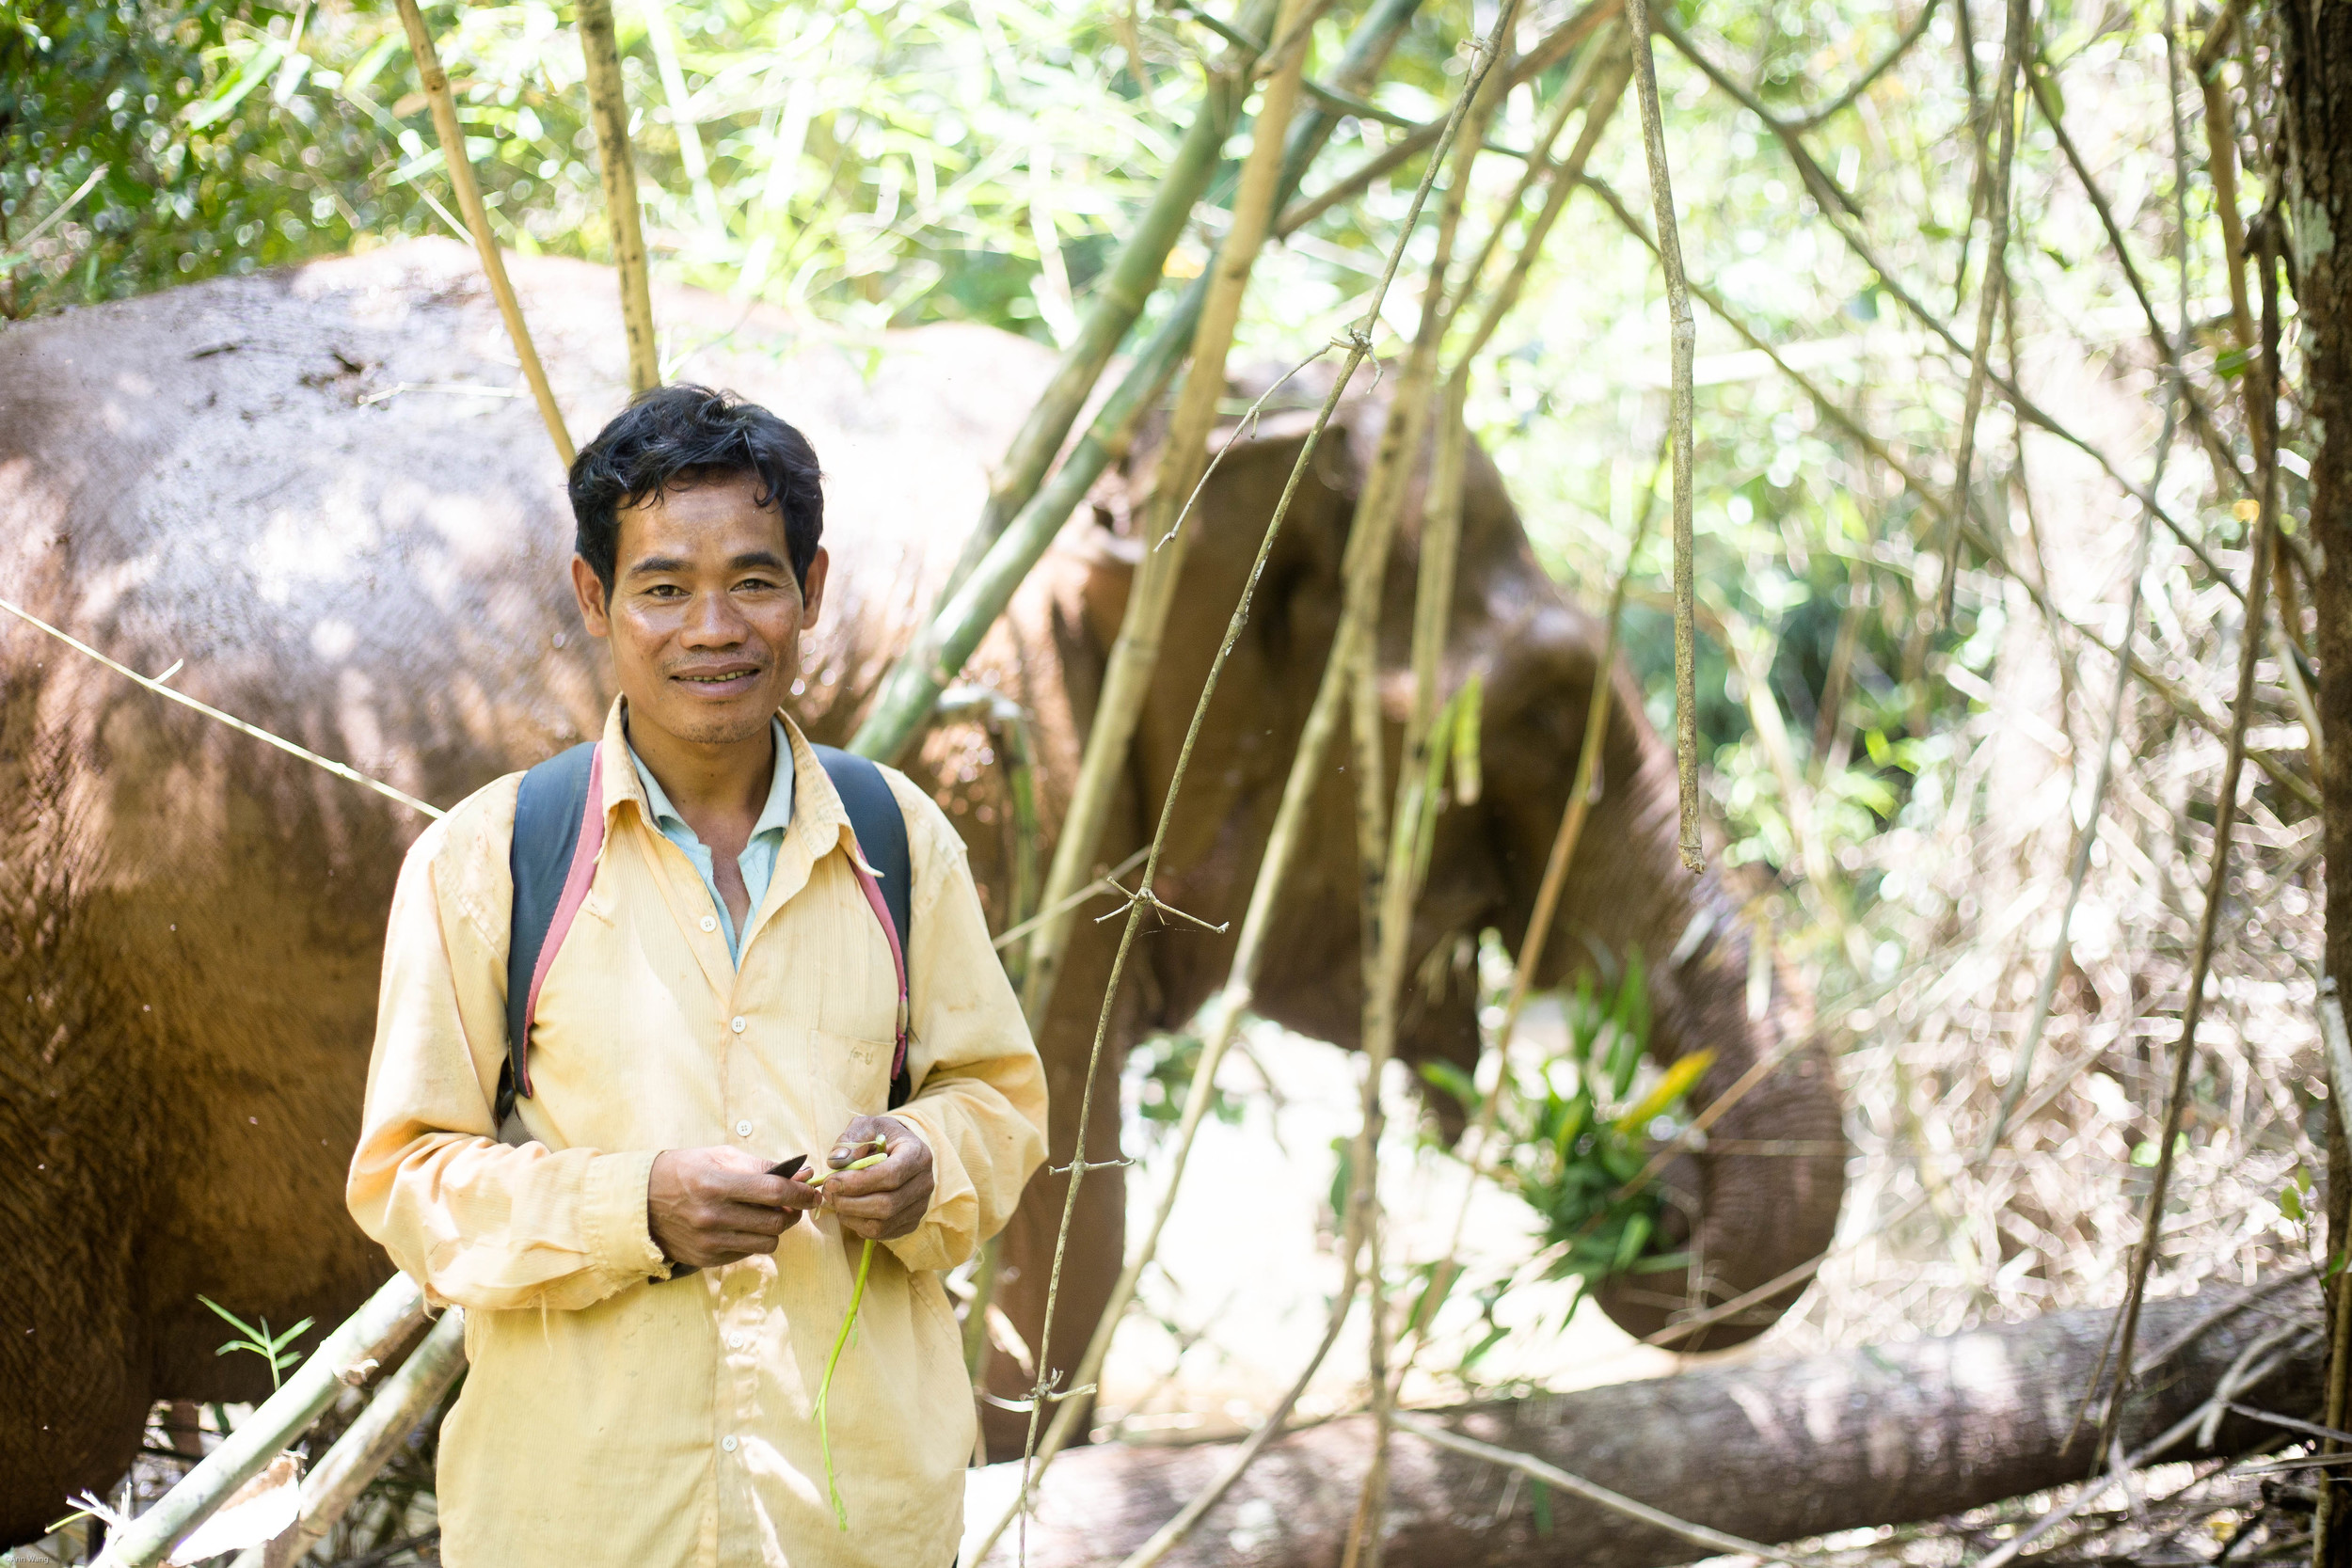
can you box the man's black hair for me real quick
[567,384,824,596]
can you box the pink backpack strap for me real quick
[845,837,911,1085]
[514,747,608,1099]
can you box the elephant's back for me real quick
[0,238,1057,815]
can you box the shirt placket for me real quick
[716,992,765,1566]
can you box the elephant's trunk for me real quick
[1478,601,1847,1350]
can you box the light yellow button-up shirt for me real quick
[347,701,1048,1568]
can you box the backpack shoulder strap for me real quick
[814,744,914,1108]
[501,741,605,1122]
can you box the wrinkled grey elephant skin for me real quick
[0,240,1843,1538]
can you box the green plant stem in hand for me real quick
[815,1236,878,1529]
[811,1133,890,1528]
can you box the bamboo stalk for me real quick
[1274,0,1621,236]
[91,1275,429,1568]
[1022,21,1620,1470]
[577,0,660,394]
[235,1311,468,1568]
[939,0,1284,601]
[1019,0,1315,1031]
[1345,363,1481,1568]
[969,14,1519,1560]
[2091,217,2281,1473]
[1621,0,1702,873]
[1404,460,1658,1372]
[847,0,1432,768]
[391,0,575,465]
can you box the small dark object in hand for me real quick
[664,1155,810,1282]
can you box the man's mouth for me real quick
[671,665,764,692]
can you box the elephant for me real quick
[0,237,1844,1540]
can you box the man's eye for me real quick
[736,578,783,594]
[644,584,687,598]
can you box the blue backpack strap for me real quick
[500,741,599,1123]
[814,745,914,1108]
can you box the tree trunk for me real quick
[971,1284,2320,1568]
[2280,0,2352,1559]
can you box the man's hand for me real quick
[648,1147,819,1270]
[819,1115,933,1241]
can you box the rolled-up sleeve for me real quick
[880,774,1049,1275]
[346,784,667,1311]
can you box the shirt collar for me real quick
[613,706,796,844]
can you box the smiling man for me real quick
[348,386,1047,1567]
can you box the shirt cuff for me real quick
[580,1148,667,1280]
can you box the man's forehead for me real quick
[615,477,790,567]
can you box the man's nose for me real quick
[678,590,750,647]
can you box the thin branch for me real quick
[1622,0,1702,872]
[2026,59,2253,500]
[1019,0,1314,1030]
[1938,0,2026,622]
[1393,1414,1802,1562]
[1789,0,1941,130]
[0,599,442,820]
[2090,214,2281,1475]
[1405,452,1658,1370]
[1655,12,2244,602]
[1111,1270,1363,1568]
[1273,0,1620,236]
[976,12,1522,1560]
[1576,171,2320,813]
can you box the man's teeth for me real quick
[680,672,754,683]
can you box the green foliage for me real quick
[1424,953,1710,1301]
[1126,1027,1244,1146]
[199,1292,314,1390]
[1,0,1185,329]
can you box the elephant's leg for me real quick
[0,1041,151,1543]
[982,916,1141,1462]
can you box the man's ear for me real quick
[570,556,613,638]
[798,546,830,631]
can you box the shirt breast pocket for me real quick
[809,1028,894,1126]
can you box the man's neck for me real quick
[625,705,777,845]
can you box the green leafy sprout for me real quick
[1422,952,1713,1322]
[199,1293,314,1390]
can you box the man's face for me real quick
[571,468,829,749]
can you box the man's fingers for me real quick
[703,1170,792,1209]
[707,1229,782,1258]
[712,1199,796,1236]
[824,1138,926,1198]
[828,1175,932,1226]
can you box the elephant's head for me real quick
[1101,374,1847,1350]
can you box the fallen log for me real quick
[967,1281,2321,1568]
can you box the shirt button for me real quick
[701,915,718,933]
[727,1334,745,1351]
[730,1016,747,1034]
[735,1120,753,1137]
[721,1435,739,1453]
